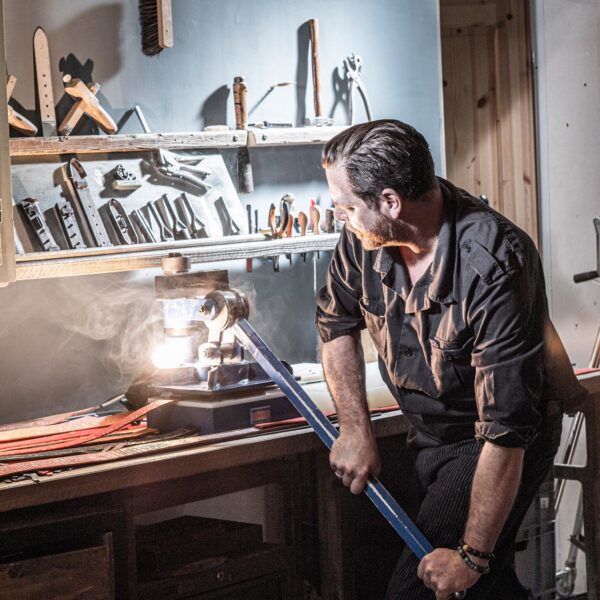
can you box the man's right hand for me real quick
[330,428,381,494]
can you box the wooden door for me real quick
[440,0,538,243]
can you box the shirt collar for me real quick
[372,177,458,313]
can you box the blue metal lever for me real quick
[232,318,434,558]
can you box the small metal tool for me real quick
[156,149,212,193]
[130,208,157,243]
[147,201,174,242]
[344,53,373,125]
[214,197,240,237]
[107,199,138,245]
[20,198,60,251]
[55,201,86,249]
[175,193,208,239]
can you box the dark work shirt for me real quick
[316,178,587,449]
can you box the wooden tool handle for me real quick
[158,0,174,49]
[233,76,248,129]
[310,205,321,235]
[6,74,16,99]
[286,211,295,238]
[297,211,308,236]
[309,18,322,117]
[7,106,38,136]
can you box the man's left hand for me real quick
[417,548,481,599]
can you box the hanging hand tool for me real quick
[156,149,212,193]
[112,164,142,191]
[277,197,290,238]
[131,208,157,243]
[214,197,240,237]
[154,196,178,239]
[233,75,254,194]
[267,203,280,271]
[59,74,117,135]
[175,193,208,239]
[305,19,333,127]
[297,210,308,263]
[20,198,60,251]
[164,195,191,240]
[139,0,174,56]
[55,201,86,249]
[573,217,600,283]
[33,27,57,136]
[147,201,174,242]
[68,158,112,247]
[107,199,138,245]
[194,290,465,599]
[344,53,373,125]
[6,75,38,136]
[310,204,321,235]
[325,207,336,233]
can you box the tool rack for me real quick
[0,1,346,285]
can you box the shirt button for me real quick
[404,348,414,357]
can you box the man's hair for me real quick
[322,119,437,205]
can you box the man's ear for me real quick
[378,188,403,219]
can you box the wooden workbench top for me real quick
[0,412,409,513]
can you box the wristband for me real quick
[459,539,496,561]
[456,545,491,575]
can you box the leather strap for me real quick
[0,400,171,456]
[33,27,57,136]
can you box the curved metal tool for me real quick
[344,53,373,125]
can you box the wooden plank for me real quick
[9,130,248,156]
[0,0,16,285]
[0,413,408,512]
[440,5,497,28]
[247,125,347,147]
[14,233,340,280]
[0,542,114,600]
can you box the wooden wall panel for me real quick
[441,0,538,244]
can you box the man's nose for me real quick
[334,207,348,221]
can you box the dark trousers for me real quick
[384,420,562,599]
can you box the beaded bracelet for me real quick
[459,539,496,561]
[456,545,491,575]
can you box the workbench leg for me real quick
[120,514,138,600]
[585,398,600,600]
[315,449,357,600]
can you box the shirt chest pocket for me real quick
[360,297,387,358]
[429,336,475,396]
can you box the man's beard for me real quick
[346,214,411,250]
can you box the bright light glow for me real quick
[151,337,194,369]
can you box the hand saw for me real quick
[33,27,57,137]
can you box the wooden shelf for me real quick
[9,130,248,157]
[15,233,340,280]
[247,125,346,147]
[9,126,347,157]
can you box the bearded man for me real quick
[315,119,586,599]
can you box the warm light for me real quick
[151,337,195,369]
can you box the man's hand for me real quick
[417,548,481,600]
[330,428,381,494]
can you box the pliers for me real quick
[156,149,212,193]
[344,53,373,125]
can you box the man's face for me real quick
[325,164,404,250]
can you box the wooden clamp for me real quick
[6,74,38,136]
[58,74,117,136]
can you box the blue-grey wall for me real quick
[0,0,443,423]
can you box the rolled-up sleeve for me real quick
[315,228,365,343]
[468,265,544,448]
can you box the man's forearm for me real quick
[463,442,524,553]
[322,334,370,433]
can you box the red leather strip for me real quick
[0,400,170,456]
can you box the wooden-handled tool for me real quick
[33,27,57,136]
[310,204,321,234]
[140,0,173,56]
[309,18,322,118]
[59,75,117,135]
[306,19,332,127]
[233,75,254,194]
[6,75,38,136]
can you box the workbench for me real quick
[0,412,413,600]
